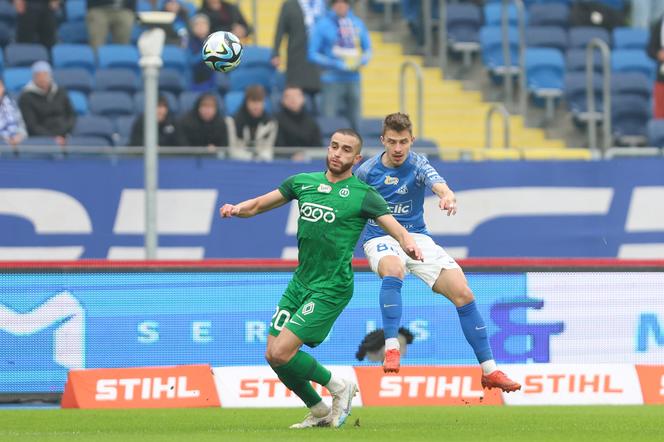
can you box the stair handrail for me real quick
[515,0,527,116]
[485,103,511,149]
[586,38,611,153]
[422,0,434,62]
[399,60,424,138]
[501,0,513,111]
[439,0,448,77]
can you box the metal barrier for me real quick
[439,0,448,76]
[501,0,513,111]
[500,0,526,114]
[485,103,511,149]
[399,60,424,138]
[586,38,611,153]
[422,0,434,62]
[515,0,527,116]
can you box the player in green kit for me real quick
[220,128,422,429]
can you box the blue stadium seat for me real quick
[67,135,112,148]
[19,136,62,155]
[224,90,245,115]
[52,44,96,72]
[525,26,568,52]
[133,91,179,115]
[240,45,273,69]
[227,66,276,92]
[358,117,383,142]
[3,67,32,92]
[479,26,520,78]
[612,95,649,145]
[0,1,16,27]
[564,71,604,119]
[527,3,569,28]
[611,49,656,80]
[647,119,664,147]
[484,3,521,27]
[161,45,188,72]
[73,115,116,143]
[611,72,651,102]
[568,26,611,49]
[446,3,481,66]
[565,48,603,73]
[114,115,136,146]
[68,90,88,115]
[88,91,134,117]
[4,43,49,67]
[525,47,565,119]
[178,91,224,116]
[65,0,86,22]
[413,138,439,149]
[94,68,140,93]
[612,27,648,50]
[58,21,89,44]
[158,68,187,94]
[316,116,352,140]
[97,44,140,72]
[54,68,94,94]
[0,22,12,48]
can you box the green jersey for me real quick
[279,171,390,296]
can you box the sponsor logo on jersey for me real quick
[300,202,336,223]
[317,184,332,193]
[388,201,412,215]
[396,185,408,195]
[339,188,350,198]
[384,176,399,185]
[302,302,315,315]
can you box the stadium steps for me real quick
[362,34,580,160]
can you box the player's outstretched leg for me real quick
[434,268,521,392]
[380,276,403,373]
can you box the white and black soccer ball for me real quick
[201,31,243,73]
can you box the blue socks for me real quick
[380,276,403,339]
[457,300,494,363]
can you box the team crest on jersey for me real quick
[317,184,332,193]
[384,176,399,185]
[396,184,408,195]
[339,188,350,198]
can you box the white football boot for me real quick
[329,379,358,428]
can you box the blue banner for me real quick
[1,158,664,259]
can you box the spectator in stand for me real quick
[162,0,190,46]
[129,95,179,147]
[18,61,76,147]
[187,13,216,91]
[14,0,61,49]
[0,78,27,149]
[647,13,664,118]
[309,0,372,130]
[177,93,229,149]
[633,1,664,29]
[272,0,326,113]
[199,0,251,39]
[275,86,321,158]
[228,85,278,161]
[87,0,136,50]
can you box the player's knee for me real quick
[451,285,475,307]
[379,258,405,279]
[265,344,293,366]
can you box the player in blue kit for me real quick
[354,112,520,392]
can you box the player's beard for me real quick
[326,157,353,176]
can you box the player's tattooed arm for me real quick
[432,182,457,216]
[220,190,288,218]
[375,214,423,261]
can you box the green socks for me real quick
[271,351,332,408]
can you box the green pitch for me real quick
[1,406,663,441]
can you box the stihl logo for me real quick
[523,374,623,394]
[380,375,483,398]
[239,378,329,398]
[95,376,200,401]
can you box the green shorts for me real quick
[269,278,352,347]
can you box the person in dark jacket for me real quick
[187,13,215,91]
[177,93,229,148]
[272,0,325,111]
[18,61,76,146]
[275,86,321,157]
[199,0,251,38]
[129,95,179,147]
[14,0,61,49]
[228,84,277,161]
[87,0,136,49]
[648,15,664,119]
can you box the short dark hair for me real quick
[382,112,413,136]
[245,84,266,101]
[332,128,363,152]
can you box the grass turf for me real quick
[1,405,663,441]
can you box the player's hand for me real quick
[439,191,457,216]
[220,204,240,218]
[403,243,423,262]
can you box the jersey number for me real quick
[271,307,291,331]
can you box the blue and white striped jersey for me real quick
[355,152,446,242]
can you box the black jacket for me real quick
[176,96,229,147]
[275,107,321,147]
[129,112,179,147]
[18,81,76,137]
[200,1,252,35]
[87,0,136,9]
[647,18,664,83]
[272,0,321,92]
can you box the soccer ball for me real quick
[202,31,243,73]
